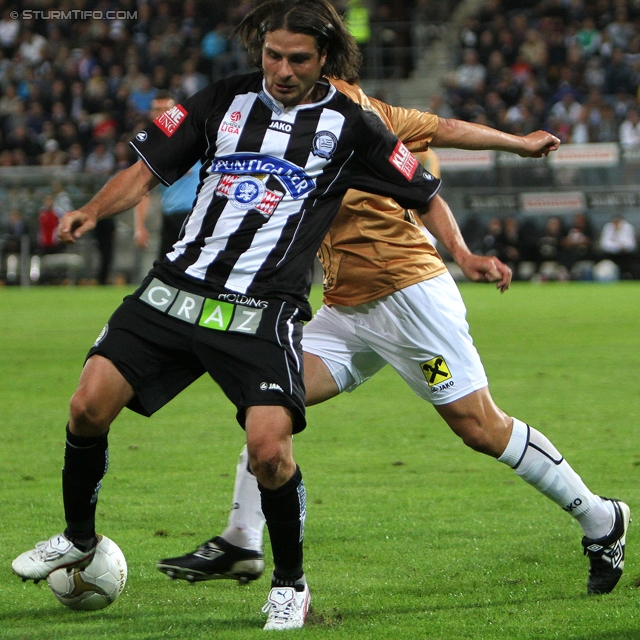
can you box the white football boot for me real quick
[12,533,97,583]
[262,582,311,630]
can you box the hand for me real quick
[58,210,97,244]
[134,226,150,250]
[457,253,512,293]
[517,131,561,158]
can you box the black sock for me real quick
[259,465,305,583]
[62,424,109,543]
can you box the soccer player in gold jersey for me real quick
[157,80,629,598]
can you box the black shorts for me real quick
[87,276,307,433]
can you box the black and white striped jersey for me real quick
[130,72,441,315]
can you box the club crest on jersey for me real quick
[154,104,187,137]
[216,174,283,217]
[390,140,418,180]
[312,131,337,158]
[209,153,314,198]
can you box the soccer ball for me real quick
[47,535,127,610]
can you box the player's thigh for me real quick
[302,304,387,396]
[87,295,206,417]
[356,274,488,405]
[303,353,339,406]
[70,355,135,435]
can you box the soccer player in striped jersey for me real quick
[11,0,446,630]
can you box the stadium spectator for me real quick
[40,139,68,166]
[576,17,602,58]
[1,209,27,283]
[519,28,547,70]
[606,10,634,51]
[604,47,634,95]
[561,213,595,274]
[200,23,229,67]
[17,27,47,66]
[37,196,62,256]
[129,76,158,114]
[538,216,566,264]
[618,108,640,148]
[84,142,115,177]
[501,215,522,273]
[180,58,208,97]
[571,107,591,143]
[85,141,117,285]
[480,217,505,257]
[52,182,73,219]
[5,125,42,164]
[0,9,20,56]
[66,143,85,172]
[599,215,639,278]
[452,48,486,96]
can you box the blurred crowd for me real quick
[462,212,640,280]
[0,0,459,170]
[441,0,640,145]
[0,0,258,169]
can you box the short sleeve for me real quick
[368,98,439,153]
[348,108,441,211]
[129,85,215,185]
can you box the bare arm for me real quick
[133,193,151,250]
[59,160,159,243]
[431,118,560,158]
[418,194,512,293]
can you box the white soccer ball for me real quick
[47,535,127,611]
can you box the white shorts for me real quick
[302,273,488,405]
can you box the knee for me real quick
[69,389,111,435]
[247,439,284,479]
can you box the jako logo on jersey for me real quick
[136,131,147,141]
[268,120,292,133]
[209,153,314,198]
[312,131,338,158]
[260,382,283,392]
[390,140,418,180]
[154,104,187,137]
[420,355,452,387]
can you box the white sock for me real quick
[220,445,265,552]
[498,418,614,539]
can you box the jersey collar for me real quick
[259,78,336,116]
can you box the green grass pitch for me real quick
[1,282,639,639]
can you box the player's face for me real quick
[149,98,175,120]
[262,29,327,107]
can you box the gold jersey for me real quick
[321,79,446,306]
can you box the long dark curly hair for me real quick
[235,0,361,83]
